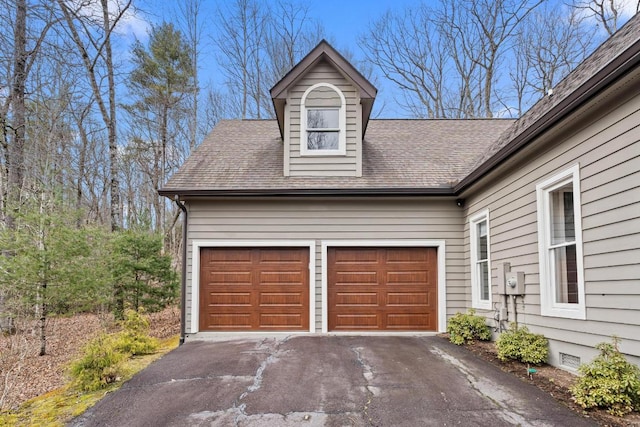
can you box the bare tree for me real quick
[261,0,325,116]
[214,0,324,120]
[177,0,204,150]
[572,0,640,35]
[459,0,544,117]
[359,6,448,118]
[360,0,543,118]
[527,7,594,95]
[502,4,595,116]
[69,98,94,225]
[6,0,27,230]
[215,0,265,119]
[56,0,130,232]
[0,0,57,333]
[200,87,236,133]
[1,0,56,227]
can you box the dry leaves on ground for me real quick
[0,307,180,411]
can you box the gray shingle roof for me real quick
[161,119,513,193]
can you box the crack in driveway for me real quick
[350,345,378,426]
[228,337,291,426]
[70,336,595,427]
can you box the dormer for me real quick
[270,40,377,177]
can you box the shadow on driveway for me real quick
[69,336,595,426]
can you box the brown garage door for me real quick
[328,247,437,331]
[200,247,309,331]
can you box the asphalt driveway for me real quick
[70,336,595,426]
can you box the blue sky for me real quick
[117,0,637,119]
[131,0,414,51]
[307,0,414,46]
[119,0,418,116]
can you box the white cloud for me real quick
[116,3,150,40]
[64,0,150,40]
[619,0,640,16]
[574,0,639,34]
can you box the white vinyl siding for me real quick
[537,165,585,319]
[286,61,361,177]
[183,198,465,334]
[470,210,491,310]
[462,75,640,367]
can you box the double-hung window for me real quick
[537,165,585,319]
[306,109,340,150]
[300,83,346,156]
[470,210,491,310]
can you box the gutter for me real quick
[455,37,640,194]
[159,187,455,198]
[174,196,188,346]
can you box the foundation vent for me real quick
[560,352,581,370]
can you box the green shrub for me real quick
[68,311,158,391]
[447,309,491,345]
[68,334,128,392]
[496,324,548,364]
[571,339,640,416]
[110,230,178,319]
[112,309,158,356]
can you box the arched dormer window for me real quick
[300,83,346,156]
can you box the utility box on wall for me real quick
[505,271,525,295]
[497,262,525,295]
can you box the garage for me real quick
[328,247,438,331]
[199,247,309,331]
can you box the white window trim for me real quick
[190,240,316,334]
[470,210,492,310]
[300,82,346,156]
[320,240,447,333]
[536,164,586,319]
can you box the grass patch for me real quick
[0,335,179,427]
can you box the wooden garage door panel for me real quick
[205,313,252,329]
[387,313,434,329]
[206,292,252,306]
[328,247,437,331]
[335,314,379,328]
[333,248,379,263]
[202,249,252,264]
[386,248,430,262]
[206,271,252,284]
[200,248,309,331]
[334,271,379,284]
[259,271,305,284]
[387,270,429,284]
[259,313,304,328]
[387,292,429,306]
[334,292,378,306]
[259,292,304,306]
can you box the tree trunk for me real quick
[38,191,47,356]
[101,0,121,232]
[6,0,27,230]
[160,103,168,235]
[0,0,27,334]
